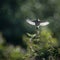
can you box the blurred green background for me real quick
[0,0,60,60]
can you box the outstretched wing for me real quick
[40,21,49,26]
[26,19,35,25]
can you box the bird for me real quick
[26,19,49,29]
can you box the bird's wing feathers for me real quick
[26,19,35,25]
[40,21,49,26]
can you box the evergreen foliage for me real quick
[0,0,60,60]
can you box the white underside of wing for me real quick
[26,19,35,25]
[40,22,49,26]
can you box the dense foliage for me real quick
[0,0,60,60]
